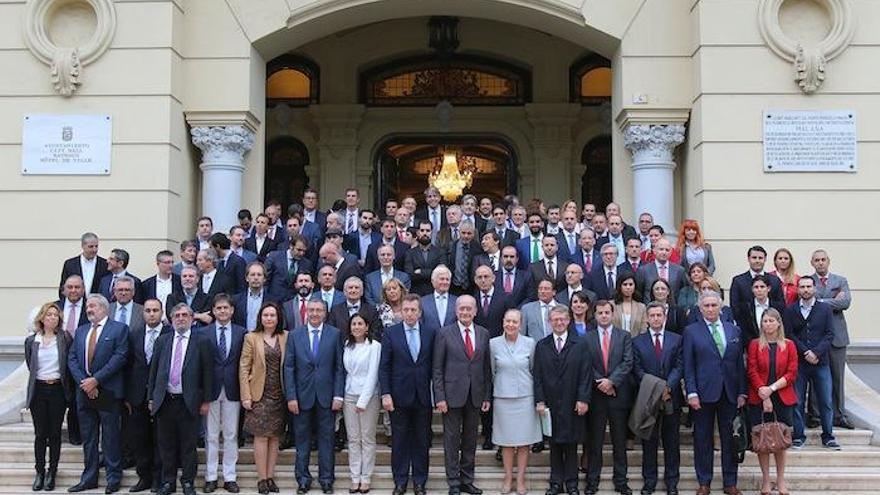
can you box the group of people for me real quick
[25,186,854,495]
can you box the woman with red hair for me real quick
[676,219,715,274]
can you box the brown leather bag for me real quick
[751,412,792,454]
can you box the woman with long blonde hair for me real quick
[769,248,800,306]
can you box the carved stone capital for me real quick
[190,126,255,169]
[623,124,685,167]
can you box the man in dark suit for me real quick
[312,265,345,310]
[583,300,634,495]
[597,215,637,267]
[302,187,328,231]
[404,221,448,296]
[231,262,277,331]
[364,244,412,306]
[732,274,785,343]
[343,209,381,266]
[588,243,625,302]
[327,276,380,338]
[433,296,492,495]
[515,212,546,270]
[98,248,145,304]
[364,218,409,273]
[683,291,747,495]
[148,302,213,495]
[556,264,594,305]
[419,266,457,335]
[59,232,108,298]
[487,205,520,248]
[635,238,687,302]
[166,266,213,326]
[284,300,345,494]
[633,302,684,495]
[604,203,638,240]
[618,237,644,275]
[265,234,314,302]
[124,299,169,492]
[496,246,532,307]
[470,231,502,275]
[210,233,247,296]
[283,273,317,330]
[460,194,487,234]
[200,295,246,493]
[196,249,234,300]
[556,210,581,264]
[244,213,278,262]
[380,294,435,495]
[436,205,463,251]
[728,246,785,311]
[528,235,568,294]
[783,277,839,449]
[572,228,601,276]
[142,250,182,312]
[58,275,89,445]
[229,226,257,264]
[415,186,446,244]
[319,242,364,292]
[448,221,481,296]
[67,294,129,493]
[534,306,592,495]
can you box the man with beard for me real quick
[404,220,448,296]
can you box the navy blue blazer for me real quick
[586,265,628,302]
[783,300,834,365]
[231,290,280,329]
[364,270,412,306]
[343,231,382,261]
[419,293,457,334]
[99,272,145,304]
[283,324,345,410]
[514,235,543,270]
[685,304,734,326]
[379,323,435,408]
[682,319,746,404]
[363,239,408,273]
[555,231,581,264]
[494,267,532,307]
[264,250,314,302]
[571,248,601,276]
[472,290,513,338]
[68,319,130,399]
[197,322,247,401]
[218,252,247,295]
[311,289,345,309]
[125,323,171,406]
[632,330,684,409]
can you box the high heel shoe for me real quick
[267,478,279,493]
[257,480,270,494]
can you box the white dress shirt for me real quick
[155,275,173,310]
[201,269,217,294]
[754,299,770,330]
[34,334,61,380]
[63,298,84,335]
[80,255,97,293]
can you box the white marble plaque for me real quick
[763,110,856,172]
[21,114,112,175]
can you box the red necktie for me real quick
[464,327,474,359]
[601,329,611,373]
[299,298,307,324]
[820,276,828,287]
[654,332,663,360]
[504,271,513,293]
[585,254,592,273]
[632,261,638,272]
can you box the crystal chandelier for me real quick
[429,147,475,202]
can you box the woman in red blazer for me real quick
[747,307,798,495]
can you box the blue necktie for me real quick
[407,327,420,362]
[311,329,320,358]
[218,326,228,359]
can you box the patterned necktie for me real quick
[110,275,118,301]
[117,305,127,324]
[169,334,185,388]
[710,322,725,355]
[489,255,496,271]
[607,271,615,294]
[218,326,228,359]
[311,329,320,358]
[347,213,355,234]
[146,329,157,364]
[547,259,554,279]
[556,336,563,353]
[463,327,474,359]
[659,264,668,281]
[585,253,592,273]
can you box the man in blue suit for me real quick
[633,303,684,495]
[312,265,345,309]
[342,209,381,266]
[379,294,435,495]
[284,299,345,494]
[67,294,130,493]
[364,218,409,273]
[783,276,839,449]
[571,228,601,277]
[200,294,247,493]
[265,235,314,302]
[365,244,412,305]
[419,266,457,334]
[683,291,747,495]
[514,212,546,270]
[98,248,145,304]
[495,246,532,307]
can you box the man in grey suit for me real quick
[810,249,855,429]
[521,278,559,339]
[433,296,492,495]
[636,238,686,302]
[109,276,145,331]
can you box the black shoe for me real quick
[495,448,503,462]
[44,470,57,491]
[197,438,205,449]
[130,478,152,492]
[531,442,545,453]
[181,482,196,495]
[106,483,121,494]
[297,484,311,494]
[448,488,460,495]
[321,484,333,494]
[616,485,633,495]
[666,488,679,495]
[203,480,217,493]
[258,480,269,495]
[223,482,240,494]
[279,438,294,450]
[414,486,426,495]
[155,483,174,495]
[68,435,82,446]
[392,486,406,495]
[33,471,45,491]
[481,440,494,450]
[836,417,855,429]
[566,489,579,495]
[584,488,598,495]
[150,481,161,493]
[545,484,561,495]
[267,479,279,493]
[460,484,483,495]
[123,457,137,470]
[641,486,655,495]
[68,483,99,493]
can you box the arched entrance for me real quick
[265,137,310,211]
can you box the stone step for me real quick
[1,463,879,491]
[1,443,877,468]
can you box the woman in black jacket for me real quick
[24,302,73,491]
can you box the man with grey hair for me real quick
[460,194,487,233]
[683,291,747,495]
[166,266,213,326]
[588,243,623,301]
[437,205,464,249]
[59,232,109,298]
[421,265,457,334]
[108,276,145,331]
[448,221,480,295]
[196,248,233,298]
[319,242,364,291]
[67,294,130,493]
[327,276,379,337]
[416,186,446,243]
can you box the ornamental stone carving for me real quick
[23,0,116,96]
[623,124,686,166]
[190,126,255,167]
[758,0,855,94]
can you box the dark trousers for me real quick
[389,406,432,488]
[692,397,737,488]
[31,382,66,473]
[641,410,681,490]
[124,400,161,482]
[829,345,847,421]
[156,395,199,485]
[442,405,480,487]
[76,393,122,486]
[585,399,629,489]
[480,409,492,444]
[67,395,81,444]
[548,441,578,490]
[294,406,335,486]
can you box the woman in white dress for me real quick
[490,309,542,495]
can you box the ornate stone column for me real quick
[190,125,255,231]
[623,124,685,233]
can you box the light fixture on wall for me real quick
[429,146,475,202]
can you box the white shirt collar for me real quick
[434,291,448,299]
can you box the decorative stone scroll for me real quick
[23,0,116,96]
[758,0,855,94]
